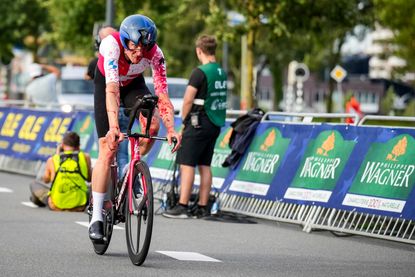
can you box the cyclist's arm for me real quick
[101,37,121,132]
[151,47,175,133]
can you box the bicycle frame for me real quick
[113,94,171,217]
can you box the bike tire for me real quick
[125,161,154,266]
[88,170,116,255]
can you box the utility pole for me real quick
[106,0,115,26]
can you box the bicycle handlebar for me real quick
[122,133,178,150]
[127,94,159,137]
[123,94,178,150]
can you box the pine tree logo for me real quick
[260,129,276,151]
[80,116,91,132]
[317,132,335,156]
[220,128,233,148]
[386,136,407,162]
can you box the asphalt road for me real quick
[1,171,415,277]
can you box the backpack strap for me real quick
[50,152,87,191]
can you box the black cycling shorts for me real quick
[94,69,151,138]
[176,113,221,167]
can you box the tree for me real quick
[380,86,395,115]
[374,0,415,78]
[0,0,49,64]
[44,0,106,58]
[207,0,375,111]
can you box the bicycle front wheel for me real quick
[125,161,154,266]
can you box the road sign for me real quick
[294,63,310,82]
[330,65,347,83]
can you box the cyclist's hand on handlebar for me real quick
[167,130,181,153]
[106,127,124,151]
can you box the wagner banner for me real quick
[341,131,415,218]
[148,118,232,191]
[283,128,356,203]
[223,122,291,197]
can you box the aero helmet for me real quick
[119,14,157,51]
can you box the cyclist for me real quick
[89,14,181,241]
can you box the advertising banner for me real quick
[210,124,232,191]
[223,122,291,198]
[0,107,10,152]
[148,117,180,182]
[0,108,74,161]
[284,129,356,203]
[342,132,415,216]
[69,111,95,153]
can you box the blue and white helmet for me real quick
[119,14,157,51]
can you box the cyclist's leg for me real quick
[90,70,117,233]
[117,107,129,178]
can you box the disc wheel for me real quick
[125,161,154,266]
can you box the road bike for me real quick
[88,94,177,266]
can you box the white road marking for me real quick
[21,201,39,208]
[75,221,124,230]
[156,251,221,262]
[0,187,13,193]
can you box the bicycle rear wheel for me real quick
[125,161,154,266]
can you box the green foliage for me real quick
[44,0,106,57]
[374,0,415,75]
[403,99,415,117]
[0,0,49,63]
[380,86,395,115]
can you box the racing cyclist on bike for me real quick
[89,14,181,241]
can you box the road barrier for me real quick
[1,105,415,245]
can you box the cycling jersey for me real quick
[97,32,168,95]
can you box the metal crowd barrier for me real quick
[217,114,415,245]
[3,102,415,245]
[297,115,415,244]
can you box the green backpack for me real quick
[49,151,89,209]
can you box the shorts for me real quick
[176,113,221,167]
[94,69,151,138]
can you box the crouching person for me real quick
[30,131,92,211]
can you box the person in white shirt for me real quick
[26,63,61,106]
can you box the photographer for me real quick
[29,131,92,211]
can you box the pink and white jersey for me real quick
[97,32,168,96]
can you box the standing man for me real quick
[26,63,60,106]
[85,26,117,80]
[163,35,227,219]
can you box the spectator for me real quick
[25,63,60,106]
[85,26,117,81]
[29,131,92,211]
[163,35,227,219]
[345,95,363,124]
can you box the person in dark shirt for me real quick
[163,35,227,219]
[85,26,117,80]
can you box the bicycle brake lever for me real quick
[171,137,178,153]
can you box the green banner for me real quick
[343,134,415,213]
[285,130,355,202]
[229,127,290,195]
[210,126,232,188]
